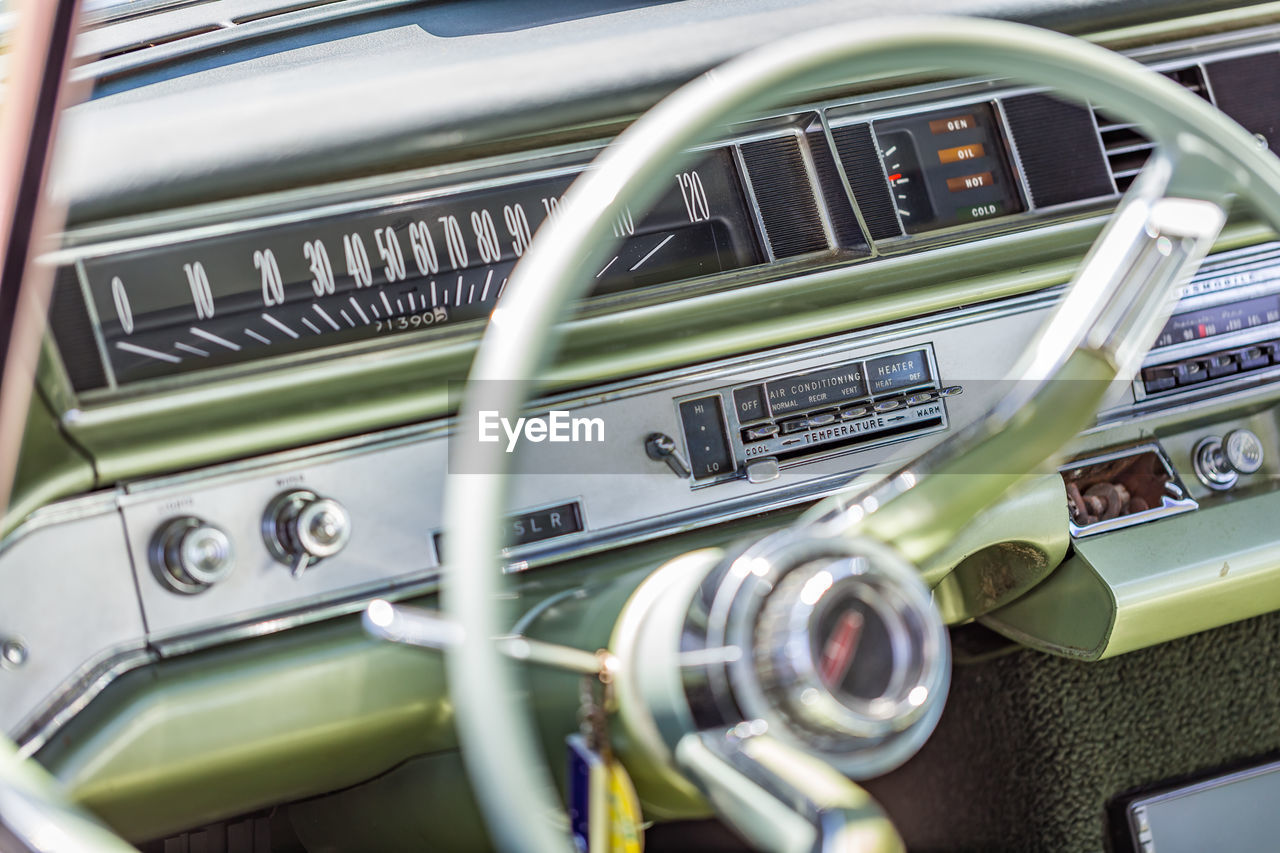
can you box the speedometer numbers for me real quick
[872,103,1025,235]
[82,150,761,385]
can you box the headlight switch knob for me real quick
[263,489,351,578]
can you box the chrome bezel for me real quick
[687,529,950,778]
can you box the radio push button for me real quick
[1206,353,1239,379]
[1174,359,1210,386]
[1141,365,1179,393]
[1235,346,1271,371]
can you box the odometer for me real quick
[79,148,761,386]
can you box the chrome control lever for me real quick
[362,600,611,677]
[675,730,904,853]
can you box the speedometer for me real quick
[78,149,761,386]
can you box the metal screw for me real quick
[1,638,28,669]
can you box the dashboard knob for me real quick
[150,517,235,594]
[263,490,351,578]
[1223,429,1265,475]
[1193,429,1265,490]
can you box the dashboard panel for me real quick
[12,13,1280,829]
[47,28,1280,406]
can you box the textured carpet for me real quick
[865,612,1280,853]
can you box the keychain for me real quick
[566,653,643,853]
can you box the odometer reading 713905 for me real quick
[81,149,761,385]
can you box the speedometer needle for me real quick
[818,609,864,686]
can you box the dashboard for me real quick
[10,1,1280,848]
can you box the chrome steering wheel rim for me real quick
[443,16,1280,853]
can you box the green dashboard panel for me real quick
[14,5,1280,848]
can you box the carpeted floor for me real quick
[865,612,1280,852]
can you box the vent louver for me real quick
[1092,66,1212,192]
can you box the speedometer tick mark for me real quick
[261,313,300,340]
[455,275,463,306]
[190,327,241,351]
[396,298,404,313]
[380,292,393,316]
[313,304,341,330]
[630,234,675,271]
[340,309,356,327]
[480,270,494,301]
[408,293,417,311]
[116,341,181,364]
[468,284,475,304]
[245,329,271,345]
[348,297,370,324]
[370,304,381,318]
[301,318,322,335]
[430,280,439,306]
[174,342,209,358]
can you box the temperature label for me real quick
[946,172,994,192]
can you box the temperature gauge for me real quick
[877,129,935,230]
[872,102,1025,234]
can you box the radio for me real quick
[675,344,958,486]
[1139,242,1280,401]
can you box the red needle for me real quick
[819,610,865,686]
[887,172,903,182]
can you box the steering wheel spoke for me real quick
[675,729,903,853]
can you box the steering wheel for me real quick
[441,14,1280,853]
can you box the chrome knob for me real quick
[150,516,235,594]
[1194,429,1265,490]
[263,490,351,577]
[1223,429,1265,475]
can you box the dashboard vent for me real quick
[1203,51,1280,156]
[804,119,869,253]
[1092,66,1212,192]
[739,136,830,259]
[1002,93,1114,208]
[830,123,903,242]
